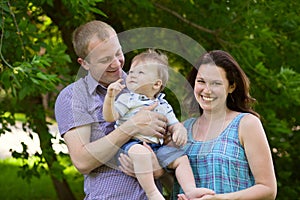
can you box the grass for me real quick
[0,158,84,200]
[1,114,170,199]
[0,115,84,199]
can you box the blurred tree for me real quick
[0,0,104,199]
[1,0,299,199]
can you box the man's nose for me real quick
[110,56,121,68]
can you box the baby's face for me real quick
[126,61,159,95]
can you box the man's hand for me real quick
[118,152,135,177]
[122,102,167,138]
[118,142,164,178]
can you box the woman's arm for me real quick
[178,114,277,200]
[64,107,167,175]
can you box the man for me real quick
[55,20,167,199]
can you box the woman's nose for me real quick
[204,83,212,93]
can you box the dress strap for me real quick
[183,118,197,141]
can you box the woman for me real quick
[175,50,277,199]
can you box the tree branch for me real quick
[154,3,231,47]
[153,3,215,34]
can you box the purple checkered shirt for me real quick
[55,71,154,199]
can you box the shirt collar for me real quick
[136,92,165,101]
[157,93,165,99]
[86,72,103,95]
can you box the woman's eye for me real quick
[212,82,222,86]
[196,79,205,83]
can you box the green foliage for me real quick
[0,0,87,199]
[1,55,61,100]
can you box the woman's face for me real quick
[194,64,234,112]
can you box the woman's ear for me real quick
[78,58,89,70]
[229,83,236,93]
[153,79,163,90]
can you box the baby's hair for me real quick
[131,49,169,93]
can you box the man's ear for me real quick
[153,79,163,90]
[229,83,236,93]
[78,58,89,70]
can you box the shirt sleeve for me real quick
[155,99,179,126]
[114,93,131,117]
[54,83,95,136]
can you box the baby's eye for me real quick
[138,71,144,74]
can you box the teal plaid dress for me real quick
[172,113,255,199]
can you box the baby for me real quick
[103,49,214,199]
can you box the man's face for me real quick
[84,34,125,87]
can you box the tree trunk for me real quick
[50,176,77,200]
[27,96,77,200]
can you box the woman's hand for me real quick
[177,194,189,200]
[177,194,216,200]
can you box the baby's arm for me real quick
[103,79,125,122]
[168,122,187,147]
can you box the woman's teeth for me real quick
[202,96,214,101]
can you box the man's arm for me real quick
[64,106,168,175]
[64,123,131,174]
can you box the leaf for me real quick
[88,7,107,17]
[36,72,49,80]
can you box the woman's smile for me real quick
[201,95,215,102]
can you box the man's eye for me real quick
[99,58,111,63]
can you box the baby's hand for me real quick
[107,79,125,97]
[169,123,187,147]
